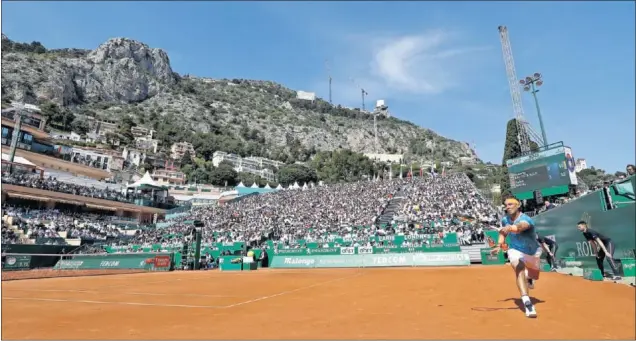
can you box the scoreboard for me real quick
[506,144,577,200]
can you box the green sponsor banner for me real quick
[274,244,459,257]
[534,180,635,272]
[3,255,32,270]
[270,252,470,269]
[480,248,506,265]
[54,253,174,271]
[373,244,460,254]
[274,248,340,256]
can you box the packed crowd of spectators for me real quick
[124,174,500,249]
[398,173,499,245]
[1,206,124,245]
[2,172,130,203]
[3,172,502,250]
[127,179,407,247]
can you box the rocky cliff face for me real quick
[1,35,477,163]
[2,36,175,105]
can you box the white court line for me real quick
[101,278,182,289]
[1,297,224,309]
[223,272,363,309]
[1,272,363,310]
[4,288,237,298]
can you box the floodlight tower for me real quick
[498,26,544,153]
[520,73,548,146]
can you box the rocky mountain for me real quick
[1,35,478,164]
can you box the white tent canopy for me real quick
[302,183,308,190]
[264,184,272,189]
[293,181,300,189]
[1,153,36,167]
[276,184,283,190]
[237,182,245,187]
[126,171,162,189]
[250,182,259,188]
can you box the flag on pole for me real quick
[442,165,446,177]
[410,164,413,179]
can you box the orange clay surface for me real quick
[2,266,635,340]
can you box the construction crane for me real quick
[325,59,332,105]
[498,26,544,154]
[349,78,368,111]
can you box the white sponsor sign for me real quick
[340,247,355,255]
[358,246,373,254]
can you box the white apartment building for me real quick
[364,153,404,164]
[170,142,195,160]
[131,126,155,139]
[70,147,121,171]
[122,147,147,168]
[212,151,277,182]
[90,119,118,137]
[152,169,186,186]
[575,158,587,173]
[51,131,82,142]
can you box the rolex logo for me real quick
[581,212,592,227]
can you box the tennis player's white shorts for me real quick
[507,248,542,270]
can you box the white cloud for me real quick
[370,30,489,95]
[316,29,491,107]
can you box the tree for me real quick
[141,162,154,173]
[208,164,238,186]
[309,150,376,183]
[577,167,615,188]
[117,116,136,145]
[237,172,268,187]
[500,119,539,198]
[39,102,76,131]
[277,164,317,186]
[180,150,194,167]
[70,119,89,135]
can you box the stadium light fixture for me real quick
[520,72,548,146]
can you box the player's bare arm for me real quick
[508,221,531,233]
[490,230,508,255]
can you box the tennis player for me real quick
[492,196,541,318]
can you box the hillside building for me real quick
[1,103,54,154]
[170,142,195,160]
[575,158,587,173]
[212,151,278,182]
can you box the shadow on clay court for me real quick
[471,297,545,313]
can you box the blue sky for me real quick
[2,1,634,172]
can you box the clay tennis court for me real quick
[2,266,634,339]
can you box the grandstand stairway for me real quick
[376,191,405,226]
[460,243,486,263]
